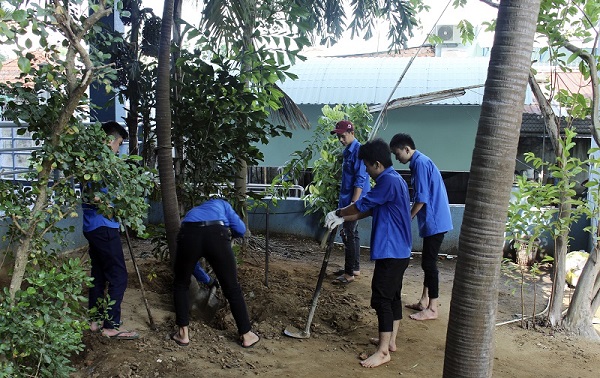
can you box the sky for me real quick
[140,0,499,56]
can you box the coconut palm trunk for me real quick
[156,0,181,264]
[443,0,542,376]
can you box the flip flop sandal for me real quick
[170,332,189,346]
[104,330,140,340]
[332,275,354,285]
[332,269,345,276]
[240,335,260,348]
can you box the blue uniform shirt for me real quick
[355,166,412,260]
[409,150,453,238]
[82,187,120,232]
[339,139,370,208]
[182,198,246,238]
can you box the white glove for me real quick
[325,210,344,230]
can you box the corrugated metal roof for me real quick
[279,56,533,106]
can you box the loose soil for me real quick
[71,234,600,378]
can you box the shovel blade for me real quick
[283,325,310,339]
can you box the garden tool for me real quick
[283,226,337,339]
[124,227,157,330]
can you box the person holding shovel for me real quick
[170,197,260,348]
[325,138,412,368]
[329,120,370,285]
[390,133,453,321]
[83,121,139,340]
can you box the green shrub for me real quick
[0,256,91,377]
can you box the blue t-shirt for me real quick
[409,150,453,238]
[82,187,119,232]
[355,166,412,260]
[182,198,246,238]
[339,139,370,208]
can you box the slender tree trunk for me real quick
[156,0,180,264]
[443,0,541,376]
[126,2,141,156]
[563,244,600,339]
[548,199,570,326]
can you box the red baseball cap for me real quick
[330,120,355,135]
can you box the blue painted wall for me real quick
[257,104,480,172]
[247,199,464,254]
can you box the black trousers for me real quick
[371,258,410,332]
[173,223,251,335]
[422,232,446,299]
[84,226,127,329]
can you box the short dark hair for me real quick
[101,121,128,140]
[389,133,415,150]
[358,138,393,168]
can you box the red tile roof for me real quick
[0,50,49,84]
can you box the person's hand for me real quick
[325,211,344,230]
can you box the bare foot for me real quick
[409,308,438,321]
[360,350,391,368]
[368,337,396,352]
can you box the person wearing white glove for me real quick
[325,210,345,230]
[335,138,412,369]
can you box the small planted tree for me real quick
[272,104,372,217]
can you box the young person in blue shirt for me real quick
[329,120,370,284]
[84,121,139,340]
[171,198,260,348]
[390,133,453,321]
[325,138,412,368]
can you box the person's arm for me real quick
[351,187,363,203]
[411,202,424,219]
[336,203,371,221]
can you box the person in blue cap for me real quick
[329,120,370,285]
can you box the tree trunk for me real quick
[443,0,541,376]
[562,242,600,340]
[126,1,141,156]
[156,0,180,265]
[547,200,570,327]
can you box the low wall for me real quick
[247,200,464,254]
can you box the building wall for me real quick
[258,104,481,172]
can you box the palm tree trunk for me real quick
[443,0,541,376]
[156,0,180,265]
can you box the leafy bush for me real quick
[0,256,91,377]
[271,104,372,218]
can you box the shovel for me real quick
[283,226,337,339]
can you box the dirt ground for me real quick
[70,234,600,378]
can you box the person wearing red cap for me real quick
[329,120,371,284]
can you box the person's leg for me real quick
[100,227,128,330]
[203,226,258,347]
[172,224,204,345]
[410,233,444,321]
[351,220,361,275]
[338,220,358,282]
[368,258,409,354]
[362,259,403,368]
[84,232,106,332]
